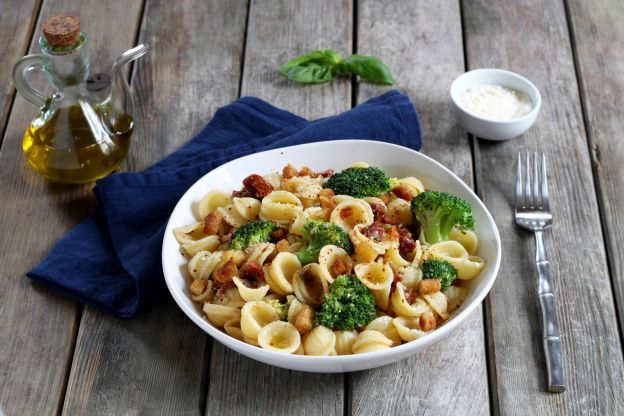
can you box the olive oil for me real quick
[22,105,132,184]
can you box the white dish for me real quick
[450,68,541,140]
[162,140,501,372]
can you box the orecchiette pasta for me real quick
[318,245,353,284]
[175,163,486,356]
[240,301,279,342]
[260,191,303,223]
[427,240,485,280]
[197,190,231,220]
[267,252,301,295]
[352,330,392,354]
[330,199,374,232]
[258,321,301,353]
[302,325,336,356]
[334,330,358,355]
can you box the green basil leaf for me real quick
[343,54,395,85]
[280,49,343,84]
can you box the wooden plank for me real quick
[60,0,248,415]
[351,1,489,415]
[0,0,41,140]
[566,0,624,341]
[463,0,624,414]
[205,1,351,414]
[0,1,144,415]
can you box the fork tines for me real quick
[515,151,549,211]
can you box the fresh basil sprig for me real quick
[280,49,395,85]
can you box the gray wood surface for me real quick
[464,0,624,414]
[0,0,40,140]
[351,1,490,415]
[205,0,351,414]
[0,1,144,415]
[0,0,140,415]
[60,0,248,415]
[566,0,624,337]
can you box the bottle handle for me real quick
[12,54,48,108]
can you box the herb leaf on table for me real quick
[280,49,395,85]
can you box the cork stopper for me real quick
[42,15,80,48]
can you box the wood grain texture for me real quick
[238,0,352,120]
[351,1,489,415]
[60,0,248,415]
[464,0,624,414]
[0,1,144,415]
[205,0,351,414]
[0,0,41,140]
[566,0,624,339]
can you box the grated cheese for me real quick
[458,84,533,120]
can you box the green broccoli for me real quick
[410,191,475,244]
[316,275,377,330]
[323,166,391,198]
[266,296,292,320]
[295,219,353,265]
[422,259,458,291]
[229,220,277,250]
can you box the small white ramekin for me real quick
[450,68,541,141]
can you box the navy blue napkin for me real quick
[27,90,421,318]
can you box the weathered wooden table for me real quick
[2,0,624,414]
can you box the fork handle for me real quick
[535,231,566,393]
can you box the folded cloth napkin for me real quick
[28,90,421,318]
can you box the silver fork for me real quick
[515,151,565,393]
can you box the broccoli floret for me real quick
[422,259,458,291]
[266,297,292,320]
[324,166,391,198]
[410,191,475,244]
[230,220,277,250]
[295,219,353,265]
[316,275,377,330]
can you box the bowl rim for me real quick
[450,67,542,124]
[161,139,502,366]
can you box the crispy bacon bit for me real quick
[231,188,254,198]
[419,311,437,331]
[283,164,298,179]
[242,174,274,198]
[294,305,315,334]
[339,207,353,219]
[404,287,417,304]
[370,202,394,224]
[398,224,417,257]
[203,211,223,235]
[361,221,385,241]
[392,184,415,201]
[320,200,336,220]
[276,239,290,253]
[270,227,289,242]
[418,279,441,296]
[393,271,403,285]
[190,279,209,296]
[238,262,266,289]
[213,259,238,285]
[329,259,348,277]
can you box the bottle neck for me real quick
[39,33,90,89]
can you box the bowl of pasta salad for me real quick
[162,140,501,372]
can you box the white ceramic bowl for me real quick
[450,68,541,140]
[162,140,501,372]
